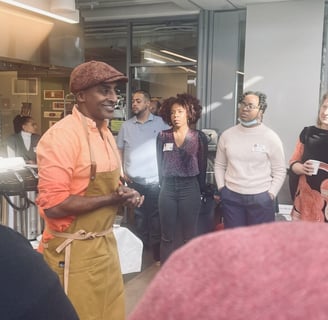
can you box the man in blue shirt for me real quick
[117,90,169,263]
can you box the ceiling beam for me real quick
[169,0,200,10]
[186,0,237,10]
[81,3,199,22]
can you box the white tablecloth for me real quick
[113,226,143,274]
[31,226,143,275]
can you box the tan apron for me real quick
[42,168,124,320]
[42,118,125,320]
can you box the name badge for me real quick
[252,143,266,152]
[163,143,174,151]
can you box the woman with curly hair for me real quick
[156,93,208,264]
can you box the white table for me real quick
[31,226,143,275]
[113,226,143,274]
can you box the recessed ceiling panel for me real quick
[189,0,238,10]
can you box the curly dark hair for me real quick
[158,93,202,126]
[239,91,268,113]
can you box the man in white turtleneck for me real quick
[214,91,286,228]
[6,115,40,164]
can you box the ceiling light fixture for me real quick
[178,66,196,74]
[0,0,79,23]
[144,57,166,64]
[160,50,197,63]
[143,49,180,64]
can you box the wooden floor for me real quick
[124,263,160,316]
[121,230,160,317]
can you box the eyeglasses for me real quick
[238,101,260,110]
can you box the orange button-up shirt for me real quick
[36,106,120,238]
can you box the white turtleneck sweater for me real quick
[214,123,286,197]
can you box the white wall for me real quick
[243,0,324,162]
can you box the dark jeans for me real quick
[159,176,201,264]
[220,186,275,229]
[128,181,161,261]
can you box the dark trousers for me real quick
[221,186,275,229]
[128,181,161,261]
[159,176,201,264]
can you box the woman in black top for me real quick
[289,92,328,222]
[157,93,208,264]
[6,115,40,164]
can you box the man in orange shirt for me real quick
[36,60,143,320]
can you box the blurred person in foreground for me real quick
[36,60,143,320]
[214,91,286,229]
[128,221,328,320]
[289,92,328,221]
[0,224,79,320]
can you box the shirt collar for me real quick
[133,112,154,123]
[73,105,109,130]
[21,131,32,138]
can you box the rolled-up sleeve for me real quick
[36,125,89,211]
[36,106,119,227]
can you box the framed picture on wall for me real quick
[43,111,62,118]
[1,98,10,108]
[49,120,58,128]
[44,90,64,100]
[12,78,38,95]
[52,101,69,110]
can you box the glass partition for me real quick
[131,18,198,65]
[83,17,199,122]
[128,17,198,118]
[131,65,196,100]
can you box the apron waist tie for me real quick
[45,228,113,295]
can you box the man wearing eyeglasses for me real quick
[214,91,286,228]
